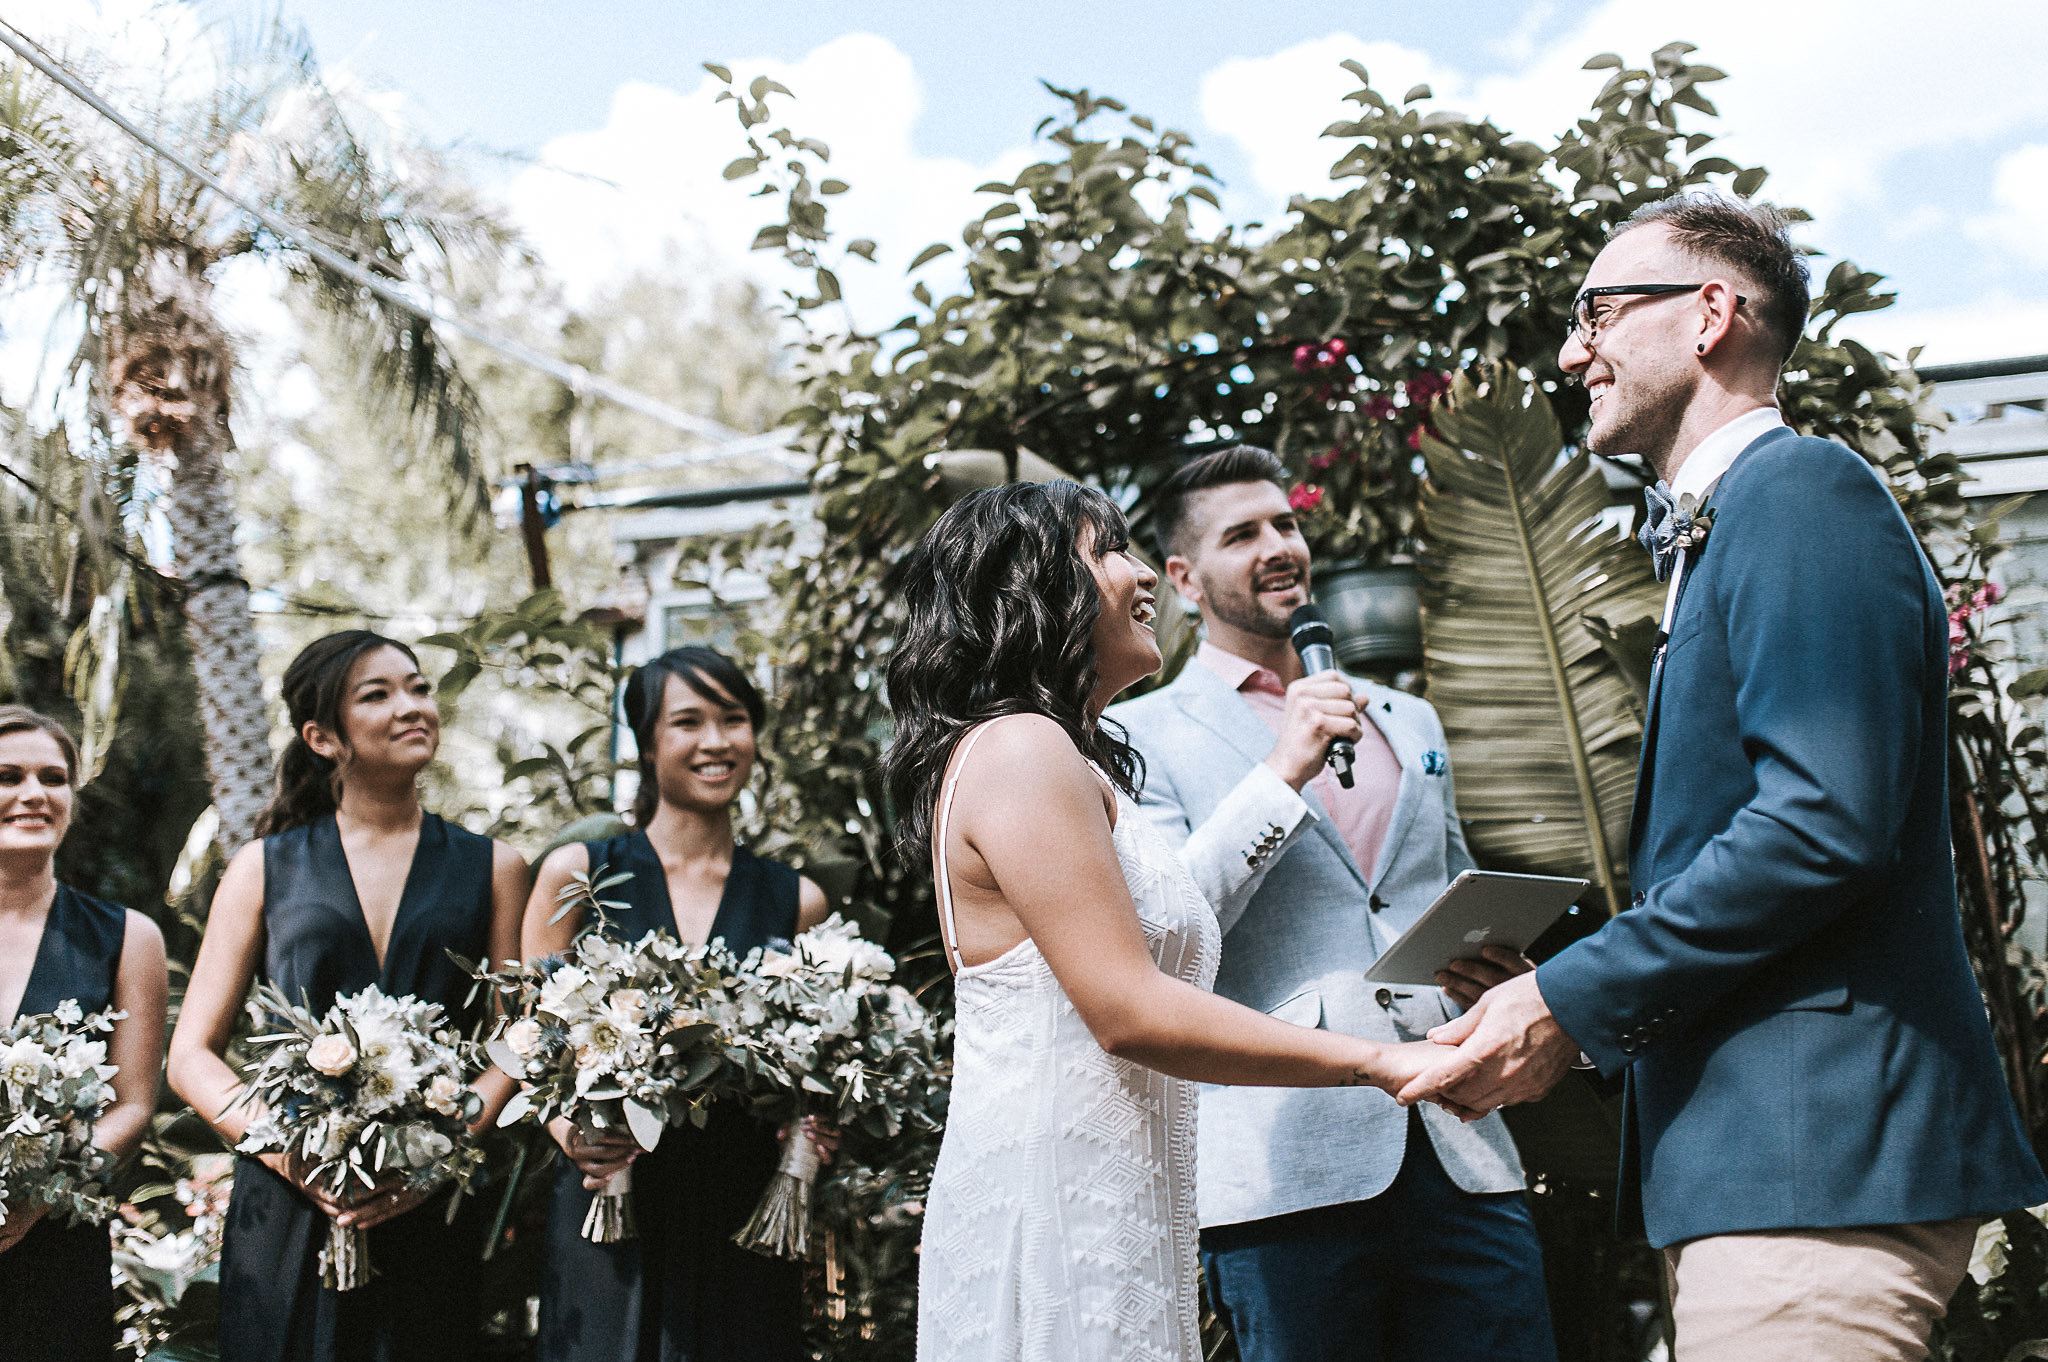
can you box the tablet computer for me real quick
[1362,870,1589,986]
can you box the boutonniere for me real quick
[1671,492,1715,553]
[1420,749,1448,777]
[1639,484,1717,583]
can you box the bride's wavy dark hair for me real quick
[884,480,1144,863]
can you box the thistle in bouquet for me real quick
[477,865,734,1244]
[722,914,946,1261]
[234,984,486,1290]
[0,999,122,1241]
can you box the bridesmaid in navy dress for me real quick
[0,706,168,1362]
[526,646,832,1362]
[168,632,528,1362]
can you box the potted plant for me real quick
[1285,353,1453,674]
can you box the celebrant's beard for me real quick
[1202,568,1303,641]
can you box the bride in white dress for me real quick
[885,482,1451,1362]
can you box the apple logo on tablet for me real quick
[1463,928,1492,944]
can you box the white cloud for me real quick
[1200,38,1465,207]
[1199,2,2048,224]
[1843,291,2048,368]
[501,33,1035,328]
[1967,144,2048,269]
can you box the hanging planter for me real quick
[1315,560,1423,671]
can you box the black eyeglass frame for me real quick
[1567,283,1746,347]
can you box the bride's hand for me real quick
[1356,1040,1489,1122]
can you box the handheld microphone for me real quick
[1287,603,1355,789]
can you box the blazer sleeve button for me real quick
[1374,988,1394,1008]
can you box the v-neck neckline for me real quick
[2,884,63,1027]
[634,830,742,949]
[328,812,434,981]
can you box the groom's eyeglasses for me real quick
[1567,283,1745,349]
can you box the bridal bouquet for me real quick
[720,915,947,1261]
[0,1000,122,1231]
[235,984,485,1289]
[479,871,732,1243]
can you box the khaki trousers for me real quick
[1663,1218,1981,1362]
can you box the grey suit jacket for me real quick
[1113,658,1525,1229]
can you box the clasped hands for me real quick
[1388,946,1580,1122]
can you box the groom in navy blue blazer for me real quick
[1399,193,2047,1360]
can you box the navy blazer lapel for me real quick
[1627,424,1797,857]
[1169,664,1369,891]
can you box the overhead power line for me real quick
[0,17,802,456]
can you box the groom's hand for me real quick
[1397,971,1577,1116]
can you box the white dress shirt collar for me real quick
[1667,405,1787,500]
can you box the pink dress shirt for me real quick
[1195,641,1405,881]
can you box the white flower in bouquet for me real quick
[424,1073,466,1118]
[791,915,896,983]
[234,983,485,1290]
[474,867,735,1244]
[0,1036,52,1091]
[0,1006,122,1230]
[305,1033,357,1078]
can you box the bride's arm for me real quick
[954,716,1453,1099]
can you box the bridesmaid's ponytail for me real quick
[255,630,421,837]
[623,647,765,826]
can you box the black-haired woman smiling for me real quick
[0,706,168,1362]
[168,631,528,1362]
[527,645,830,1362]
[890,483,1452,1361]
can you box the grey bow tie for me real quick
[1637,481,1698,583]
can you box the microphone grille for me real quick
[1288,602,1332,646]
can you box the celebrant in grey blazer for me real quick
[1111,446,1556,1362]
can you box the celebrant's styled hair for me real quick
[884,479,1143,863]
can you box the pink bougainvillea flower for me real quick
[1308,448,1338,472]
[1404,370,1453,404]
[1288,483,1325,512]
[1362,395,1398,422]
[1292,343,1318,373]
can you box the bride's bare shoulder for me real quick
[955,715,1093,796]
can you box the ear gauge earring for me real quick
[1696,343,1706,354]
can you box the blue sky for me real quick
[45,2,2048,364]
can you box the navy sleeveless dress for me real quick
[0,884,126,1362]
[219,812,496,1362]
[538,831,803,1362]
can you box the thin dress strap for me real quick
[933,717,1029,973]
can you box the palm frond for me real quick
[1416,366,1663,917]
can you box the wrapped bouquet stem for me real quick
[583,1164,635,1243]
[735,1115,823,1259]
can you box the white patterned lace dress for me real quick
[917,721,1222,1362]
